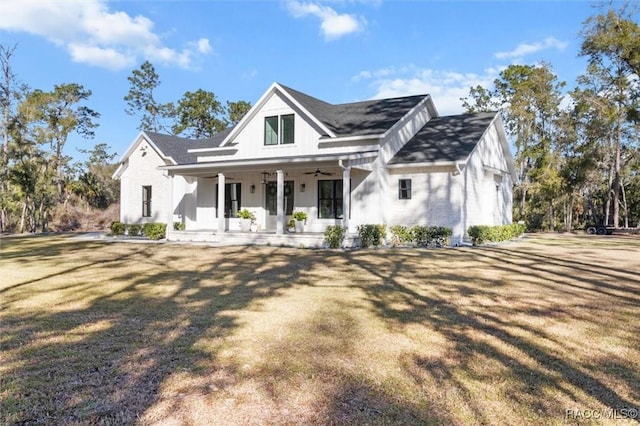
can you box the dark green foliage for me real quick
[356,224,387,248]
[410,226,452,247]
[467,223,526,246]
[172,89,226,138]
[174,221,185,231]
[226,100,252,126]
[142,222,167,240]
[388,225,452,247]
[110,221,125,235]
[324,225,346,249]
[127,224,142,237]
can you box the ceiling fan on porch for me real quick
[304,169,334,177]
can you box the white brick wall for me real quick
[118,139,183,225]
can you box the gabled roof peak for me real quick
[275,83,433,137]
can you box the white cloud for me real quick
[353,65,501,115]
[286,1,366,40]
[67,43,135,70]
[0,0,212,70]
[196,38,213,54]
[494,37,568,60]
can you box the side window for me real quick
[399,179,411,199]
[215,183,242,218]
[142,186,152,217]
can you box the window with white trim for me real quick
[399,179,412,199]
[142,186,152,217]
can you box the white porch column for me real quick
[276,169,284,235]
[166,172,174,239]
[342,166,350,231]
[217,173,225,234]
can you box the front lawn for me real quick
[1,234,638,425]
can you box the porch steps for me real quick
[168,230,359,248]
[169,230,217,243]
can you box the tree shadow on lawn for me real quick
[2,241,451,425]
[342,246,640,424]
[1,242,321,424]
[1,237,639,425]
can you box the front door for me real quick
[265,180,294,231]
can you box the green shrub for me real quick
[357,224,387,248]
[408,225,452,247]
[324,225,346,249]
[110,221,125,235]
[173,221,185,231]
[127,224,142,236]
[142,223,167,240]
[410,225,431,247]
[431,226,452,246]
[389,225,412,247]
[292,211,308,221]
[467,223,525,245]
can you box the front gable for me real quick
[222,88,329,160]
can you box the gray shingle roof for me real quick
[388,112,497,165]
[280,84,427,137]
[143,87,491,167]
[146,127,233,164]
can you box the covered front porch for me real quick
[161,154,375,242]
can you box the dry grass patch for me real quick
[1,233,639,425]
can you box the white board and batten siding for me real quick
[463,122,513,230]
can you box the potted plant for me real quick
[292,210,307,233]
[287,218,296,233]
[237,208,255,232]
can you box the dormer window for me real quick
[264,114,294,145]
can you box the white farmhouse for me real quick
[113,83,516,246]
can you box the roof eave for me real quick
[386,159,466,169]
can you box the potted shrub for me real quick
[287,218,296,233]
[237,208,255,232]
[292,211,307,233]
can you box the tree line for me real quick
[461,4,640,231]
[0,52,251,233]
[1,4,637,235]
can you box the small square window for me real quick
[399,179,411,199]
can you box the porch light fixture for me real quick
[300,183,306,192]
[250,184,256,193]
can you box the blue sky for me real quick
[0,0,631,161]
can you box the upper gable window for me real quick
[280,114,294,144]
[264,114,294,145]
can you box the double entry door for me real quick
[264,180,294,231]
